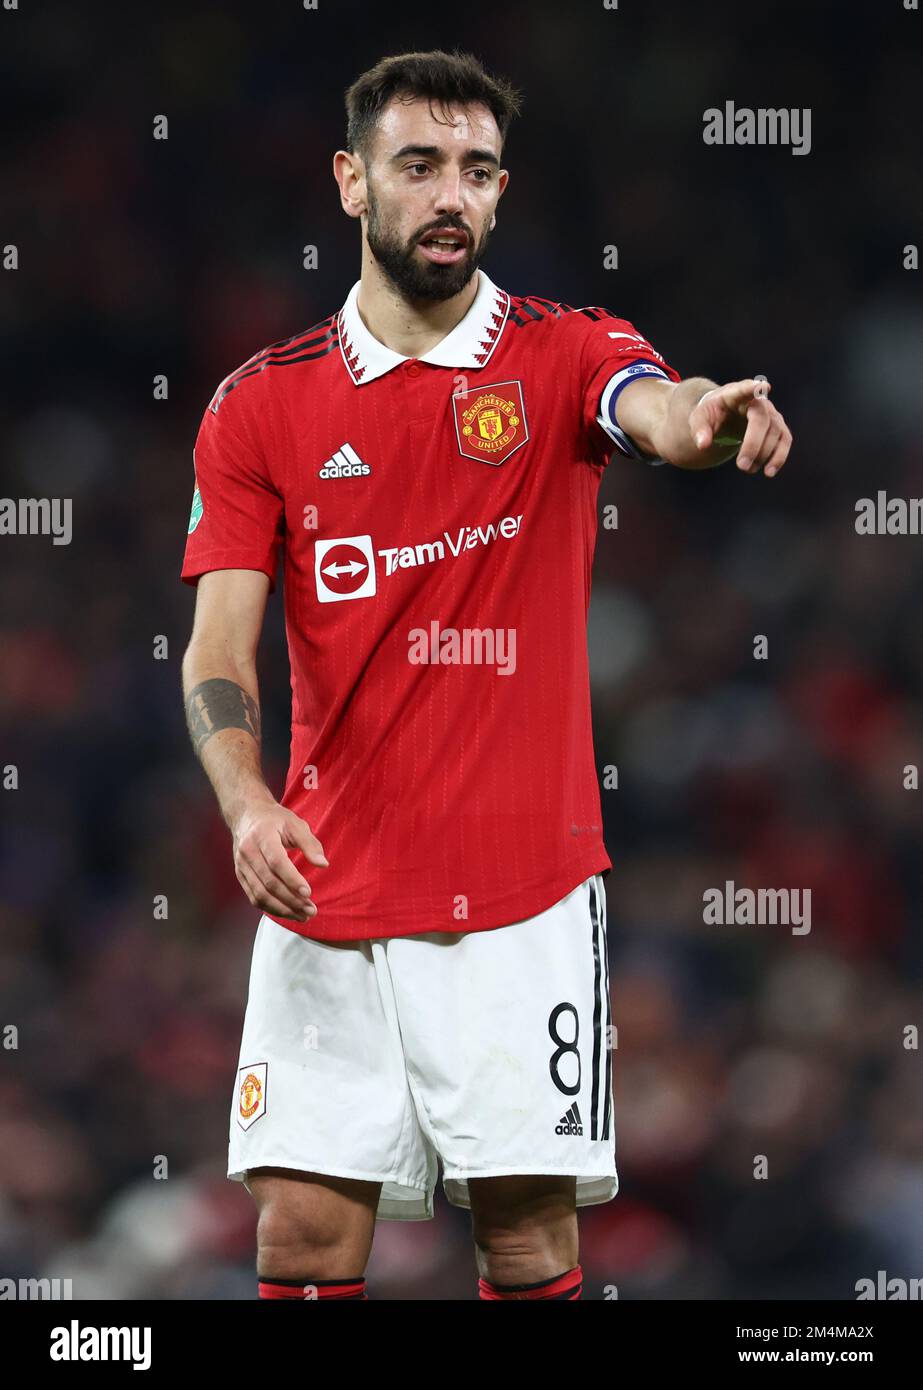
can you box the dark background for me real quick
[1,0,922,1299]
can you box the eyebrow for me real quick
[390,144,500,168]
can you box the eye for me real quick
[469,168,491,182]
[407,162,430,176]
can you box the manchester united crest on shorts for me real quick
[451,380,528,466]
[237,1062,268,1131]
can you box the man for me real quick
[181,50,792,1302]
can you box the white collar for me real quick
[337,269,510,385]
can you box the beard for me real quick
[365,185,493,302]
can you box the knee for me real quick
[473,1217,573,1273]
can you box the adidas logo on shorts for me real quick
[555,1102,584,1136]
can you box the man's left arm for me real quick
[615,375,793,477]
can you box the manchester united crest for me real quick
[451,380,528,466]
[237,1062,268,1130]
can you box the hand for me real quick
[689,379,792,477]
[231,799,328,923]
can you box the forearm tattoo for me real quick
[185,678,261,756]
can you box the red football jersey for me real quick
[182,271,681,941]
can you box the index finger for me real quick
[259,838,315,902]
[285,814,329,868]
[719,378,772,412]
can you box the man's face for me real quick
[358,96,508,301]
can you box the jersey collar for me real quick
[337,269,510,385]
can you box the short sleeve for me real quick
[181,373,284,590]
[579,311,681,467]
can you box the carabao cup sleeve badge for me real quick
[188,482,203,534]
[451,380,529,465]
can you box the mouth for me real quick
[416,228,469,265]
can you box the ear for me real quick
[333,149,366,218]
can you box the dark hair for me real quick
[345,49,522,163]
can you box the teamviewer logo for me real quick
[314,534,376,603]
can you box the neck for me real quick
[355,250,480,359]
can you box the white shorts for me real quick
[228,873,617,1220]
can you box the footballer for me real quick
[181,50,792,1301]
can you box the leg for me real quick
[385,876,614,1297]
[248,1167,380,1282]
[468,1174,578,1288]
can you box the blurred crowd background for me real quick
[1,0,922,1299]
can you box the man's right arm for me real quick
[182,567,327,924]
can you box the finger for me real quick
[283,814,329,868]
[690,408,714,451]
[237,858,314,923]
[751,424,783,474]
[764,429,792,478]
[736,406,774,472]
[235,829,311,915]
[258,840,315,907]
[240,857,310,921]
[721,378,773,413]
[689,389,718,449]
[237,839,309,917]
[249,844,313,916]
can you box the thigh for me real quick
[468,1173,577,1229]
[229,918,430,1198]
[387,874,615,1195]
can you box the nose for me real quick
[433,168,465,218]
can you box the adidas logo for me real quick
[555,1103,583,1137]
[318,442,371,479]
